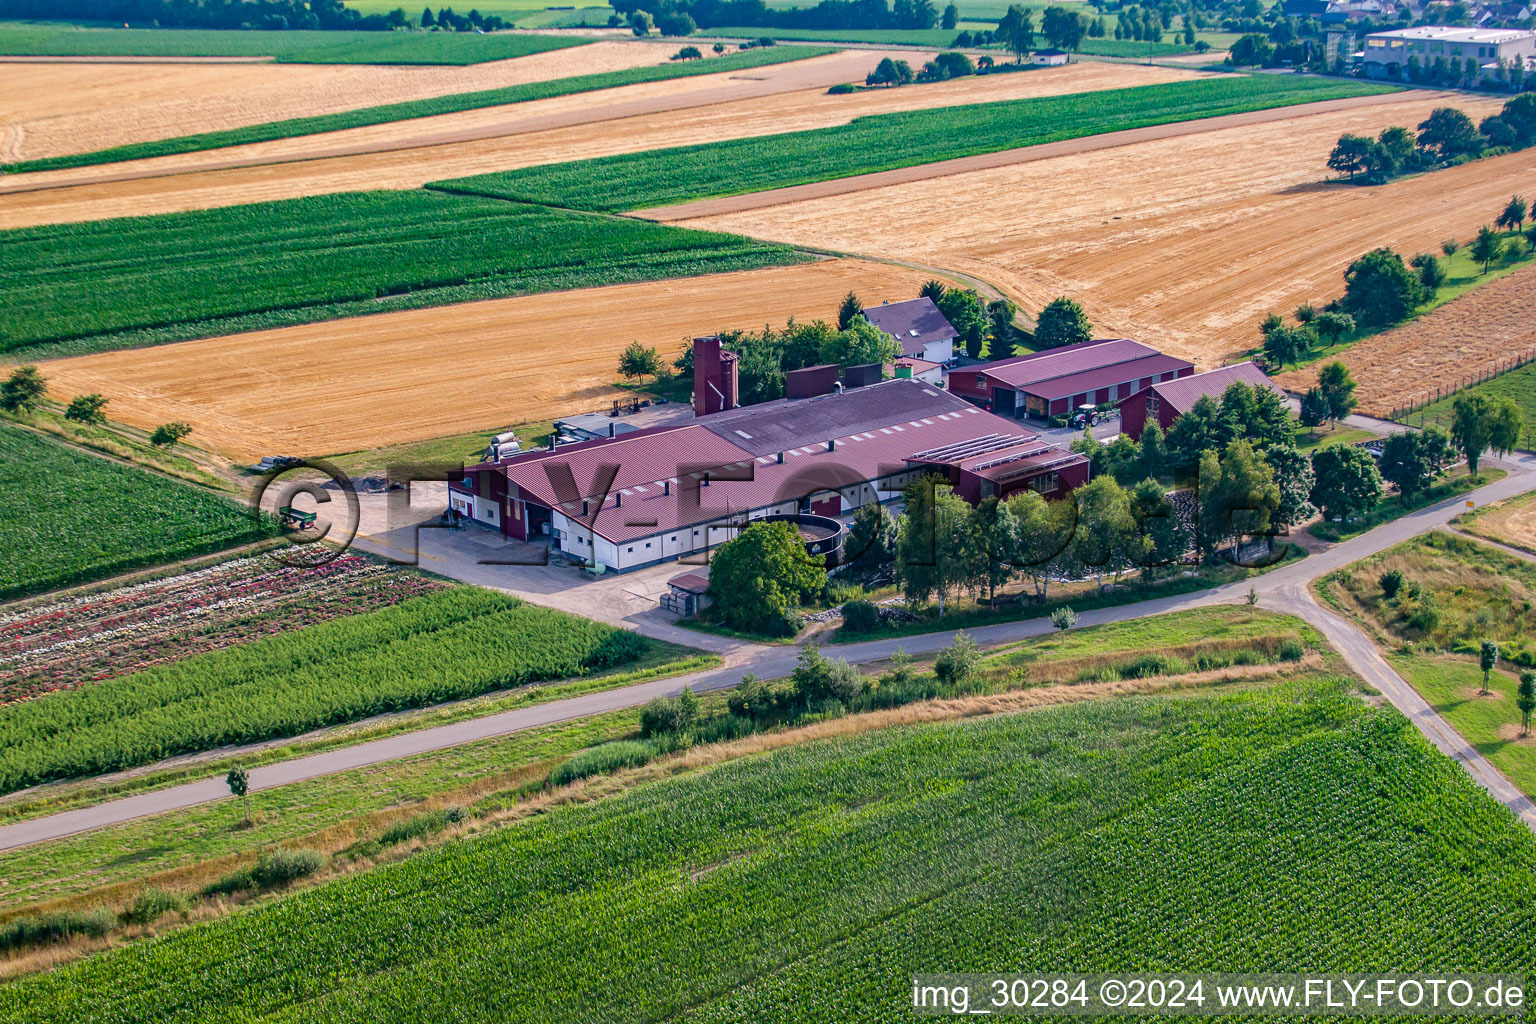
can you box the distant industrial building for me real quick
[449,338,1087,572]
[861,297,957,365]
[1361,26,1536,78]
[1119,361,1280,440]
[948,339,1195,420]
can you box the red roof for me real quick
[1146,361,1279,414]
[970,339,1163,389]
[1023,353,1195,402]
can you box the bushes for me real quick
[1381,569,1406,599]
[120,888,188,926]
[206,849,327,896]
[379,806,467,847]
[0,909,114,953]
[933,633,980,687]
[548,741,658,787]
[841,598,880,633]
[791,646,863,707]
[640,687,700,738]
[1051,606,1078,630]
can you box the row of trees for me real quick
[611,0,943,32]
[1330,96,1536,185]
[2,0,403,31]
[1,365,192,447]
[662,315,901,405]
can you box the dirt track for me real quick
[678,91,1516,369]
[1276,262,1536,415]
[0,61,1205,227]
[0,40,683,164]
[31,259,932,461]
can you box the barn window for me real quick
[975,374,986,388]
[627,546,634,553]
[1147,395,1162,418]
[1029,472,1060,494]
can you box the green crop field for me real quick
[0,587,653,794]
[5,676,1534,1021]
[2,190,805,359]
[435,75,1395,212]
[1,46,834,174]
[0,22,592,63]
[1076,37,1198,56]
[0,424,272,602]
[699,24,989,45]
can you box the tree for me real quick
[1501,91,1536,146]
[837,290,864,329]
[1497,194,1528,234]
[937,288,989,359]
[1069,475,1135,590]
[1139,419,1169,477]
[226,765,251,825]
[896,476,981,614]
[657,10,696,35]
[1166,393,1223,467]
[1311,310,1355,346]
[821,317,899,368]
[1377,125,1418,171]
[1041,5,1087,49]
[866,56,914,86]
[671,44,702,58]
[0,365,46,414]
[1050,605,1077,630]
[1518,670,1535,736]
[1006,490,1072,601]
[1263,443,1315,530]
[996,3,1035,61]
[941,2,959,28]
[1342,248,1422,327]
[791,644,861,708]
[1327,133,1374,179]
[707,522,826,636]
[1219,381,1291,449]
[1034,296,1092,350]
[628,8,653,34]
[1450,392,1523,475]
[617,340,662,382]
[64,393,108,426]
[846,499,898,568]
[1299,387,1328,429]
[1417,106,1481,161]
[1309,444,1383,522]
[919,279,947,302]
[1409,252,1444,293]
[973,495,1016,602]
[1199,439,1280,560]
[150,422,193,447]
[987,298,1018,360]
[1127,477,1187,576]
[1228,32,1273,65]
[1441,237,1460,257]
[420,5,434,25]
[1377,427,1451,501]
[1471,224,1504,274]
[1262,323,1305,369]
[1479,639,1499,696]
[1317,361,1357,425]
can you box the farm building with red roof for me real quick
[948,338,1195,420]
[448,375,1087,572]
[1120,361,1280,440]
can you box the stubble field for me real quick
[0,40,679,164]
[31,258,930,460]
[0,61,1205,228]
[1276,263,1536,416]
[677,91,1514,369]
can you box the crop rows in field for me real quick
[0,587,650,793]
[1,190,805,357]
[0,24,591,64]
[433,75,1394,213]
[0,424,273,602]
[5,677,1533,1023]
[0,46,835,175]
[0,554,443,705]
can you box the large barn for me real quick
[948,339,1195,420]
[449,368,1087,573]
[1119,361,1280,440]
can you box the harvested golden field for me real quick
[1461,490,1536,555]
[677,91,1514,369]
[0,60,1205,228]
[32,259,930,461]
[1276,262,1536,414]
[0,41,682,163]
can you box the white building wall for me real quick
[923,338,955,364]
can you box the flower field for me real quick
[0,554,443,706]
[1,190,805,358]
[0,424,273,602]
[433,75,1393,213]
[6,676,1532,1022]
[0,587,650,794]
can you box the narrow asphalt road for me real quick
[0,453,1531,852]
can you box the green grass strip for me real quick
[432,75,1397,213]
[0,46,836,175]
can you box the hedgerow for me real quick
[5,678,1533,1022]
[0,588,652,792]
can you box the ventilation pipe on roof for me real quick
[833,381,844,395]
[826,439,835,452]
[701,472,710,487]
[776,451,785,464]
[548,434,556,452]
[582,500,589,516]
[664,480,671,496]
[609,423,616,438]
[614,492,621,508]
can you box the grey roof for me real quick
[696,377,966,457]
[861,297,956,357]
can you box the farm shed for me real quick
[449,378,1085,572]
[947,338,1195,420]
[1032,48,1070,65]
[861,297,956,364]
[1119,361,1279,440]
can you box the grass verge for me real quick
[1307,465,1503,542]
